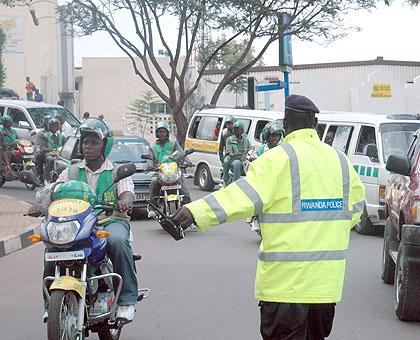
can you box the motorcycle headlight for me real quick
[24,146,34,153]
[159,163,180,184]
[159,170,180,184]
[47,220,81,244]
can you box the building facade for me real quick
[0,1,74,109]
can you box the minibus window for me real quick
[356,126,376,155]
[316,124,326,140]
[195,116,223,141]
[325,125,354,154]
[255,120,271,142]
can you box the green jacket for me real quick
[1,127,17,145]
[226,134,251,162]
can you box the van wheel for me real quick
[197,164,215,191]
[354,205,375,235]
[382,217,397,284]
[394,244,420,321]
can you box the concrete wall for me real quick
[1,2,61,104]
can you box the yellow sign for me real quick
[185,138,219,154]
[371,83,392,98]
[49,199,90,217]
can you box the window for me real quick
[317,124,326,140]
[236,119,251,135]
[254,120,271,142]
[325,125,354,154]
[380,123,420,162]
[60,137,78,160]
[0,106,5,116]
[356,126,376,155]
[27,107,80,128]
[150,103,172,115]
[8,108,29,127]
[189,116,223,141]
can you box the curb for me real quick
[0,222,41,258]
[0,194,41,258]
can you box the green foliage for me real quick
[0,26,6,88]
[126,90,157,136]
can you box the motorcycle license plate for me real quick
[135,193,149,201]
[45,250,85,262]
[161,184,181,191]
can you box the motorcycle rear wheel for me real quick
[47,290,82,340]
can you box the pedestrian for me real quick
[25,76,36,101]
[34,88,43,102]
[82,111,90,122]
[55,112,73,138]
[173,94,365,340]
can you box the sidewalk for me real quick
[0,194,41,257]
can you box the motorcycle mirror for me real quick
[184,148,195,156]
[19,170,41,187]
[141,154,153,161]
[114,162,137,183]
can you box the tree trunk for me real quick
[171,107,188,148]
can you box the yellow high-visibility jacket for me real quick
[185,128,365,304]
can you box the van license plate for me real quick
[45,251,85,262]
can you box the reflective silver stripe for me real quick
[259,249,346,262]
[259,143,352,223]
[280,143,300,213]
[259,210,352,223]
[335,150,350,211]
[204,195,227,224]
[236,178,263,214]
[353,200,365,214]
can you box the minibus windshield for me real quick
[380,123,420,162]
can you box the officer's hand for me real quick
[173,207,194,230]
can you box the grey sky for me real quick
[74,2,420,67]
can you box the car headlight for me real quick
[47,220,81,244]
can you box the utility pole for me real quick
[279,13,293,100]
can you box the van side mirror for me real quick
[18,121,31,129]
[365,144,378,161]
[386,155,411,176]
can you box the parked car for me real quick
[53,134,154,214]
[0,87,20,99]
[382,128,420,321]
[316,112,420,235]
[0,99,80,140]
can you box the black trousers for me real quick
[259,301,335,340]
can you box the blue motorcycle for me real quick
[20,163,149,340]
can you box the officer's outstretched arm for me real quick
[185,149,283,231]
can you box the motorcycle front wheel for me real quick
[167,200,178,217]
[47,290,81,340]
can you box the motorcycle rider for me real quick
[0,129,11,176]
[42,117,64,183]
[256,122,284,156]
[219,115,236,164]
[1,115,18,178]
[43,118,139,323]
[148,121,193,215]
[34,116,51,182]
[223,120,251,184]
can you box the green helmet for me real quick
[2,114,12,124]
[268,122,284,136]
[226,115,236,124]
[78,118,113,157]
[48,117,60,129]
[52,180,97,206]
[155,121,170,138]
[233,120,245,132]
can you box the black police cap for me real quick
[285,94,320,114]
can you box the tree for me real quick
[1,0,380,145]
[126,90,157,137]
[0,26,6,88]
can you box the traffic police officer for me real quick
[173,94,365,339]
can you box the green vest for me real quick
[154,140,174,163]
[45,132,63,150]
[186,129,365,304]
[257,143,269,156]
[1,127,17,144]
